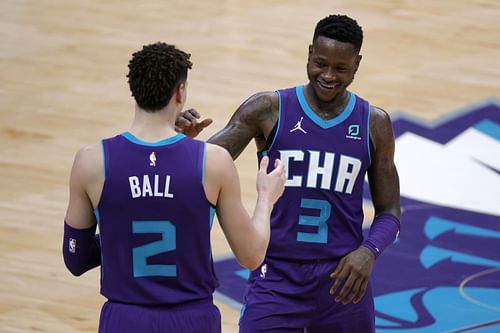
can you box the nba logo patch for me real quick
[260,264,268,279]
[149,151,157,167]
[69,238,76,253]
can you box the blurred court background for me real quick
[1,0,499,332]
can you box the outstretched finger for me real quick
[342,277,362,305]
[335,272,356,303]
[330,259,347,295]
[270,158,284,175]
[353,279,369,304]
[259,156,270,172]
[330,258,345,278]
[195,118,213,131]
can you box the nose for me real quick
[321,67,336,82]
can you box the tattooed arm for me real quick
[208,92,279,160]
[330,106,401,305]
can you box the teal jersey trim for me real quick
[122,131,186,146]
[259,91,281,156]
[209,206,216,229]
[202,143,206,184]
[295,85,355,129]
[367,103,372,164]
[100,141,106,179]
[93,208,100,224]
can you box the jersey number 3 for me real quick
[296,198,331,244]
[132,220,176,277]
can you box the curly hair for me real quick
[313,15,363,52]
[127,42,192,112]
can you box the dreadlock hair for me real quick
[127,42,192,112]
[313,15,363,52]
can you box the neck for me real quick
[129,104,178,141]
[305,84,349,118]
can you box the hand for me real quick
[175,109,213,138]
[329,246,375,305]
[256,156,286,205]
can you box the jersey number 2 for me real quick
[132,220,176,277]
[296,198,331,244]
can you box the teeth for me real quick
[319,81,336,89]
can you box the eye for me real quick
[314,61,326,68]
[337,67,348,73]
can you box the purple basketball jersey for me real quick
[96,132,218,305]
[261,86,371,260]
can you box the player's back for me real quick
[96,132,217,305]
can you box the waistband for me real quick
[104,296,214,310]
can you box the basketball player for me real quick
[62,42,285,333]
[179,14,401,332]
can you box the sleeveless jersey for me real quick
[96,132,218,305]
[260,86,372,261]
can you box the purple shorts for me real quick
[239,257,374,333]
[98,299,221,333]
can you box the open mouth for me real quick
[317,80,338,90]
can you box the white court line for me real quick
[440,319,500,333]
[458,267,500,312]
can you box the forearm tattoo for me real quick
[209,92,278,160]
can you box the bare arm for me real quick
[330,106,401,304]
[63,145,103,276]
[204,144,285,270]
[65,145,102,229]
[208,91,279,159]
[367,106,401,219]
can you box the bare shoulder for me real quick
[72,143,103,182]
[205,143,234,168]
[240,91,279,113]
[236,91,279,129]
[370,105,393,128]
[203,142,238,204]
[369,105,395,149]
[74,143,101,166]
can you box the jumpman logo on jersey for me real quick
[149,152,157,167]
[290,117,307,134]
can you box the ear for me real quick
[354,54,362,73]
[175,82,187,105]
[308,44,313,55]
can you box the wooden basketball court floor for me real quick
[1,1,499,332]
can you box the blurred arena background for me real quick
[1,1,499,332]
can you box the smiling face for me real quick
[307,35,361,103]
